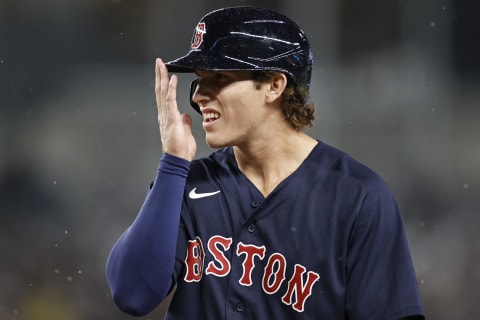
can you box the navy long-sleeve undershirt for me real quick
[106,153,190,316]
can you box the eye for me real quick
[196,71,232,88]
[214,72,229,82]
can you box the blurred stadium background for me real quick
[1,0,479,319]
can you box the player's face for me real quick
[192,70,272,148]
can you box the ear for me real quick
[265,73,287,104]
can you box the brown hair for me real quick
[253,71,315,130]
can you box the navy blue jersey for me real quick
[166,142,424,319]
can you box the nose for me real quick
[189,79,202,114]
[190,79,210,114]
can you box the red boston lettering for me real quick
[262,253,287,294]
[236,242,266,286]
[184,237,205,282]
[205,235,232,276]
[183,235,320,312]
[281,264,320,312]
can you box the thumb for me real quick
[181,113,193,134]
[181,113,197,161]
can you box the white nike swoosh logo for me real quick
[188,187,221,199]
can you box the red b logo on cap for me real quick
[191,22,206,49]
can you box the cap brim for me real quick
[165,50,262,73]
[165,58,195,73]
[165,51,210,73]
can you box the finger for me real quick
[156,59,177,131]
[154,58,163,108]
[159,60,170,112]
[165,74,178,116]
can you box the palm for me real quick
[155,58,197,161]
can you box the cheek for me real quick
[223,100,254,126]
[218,82,266,124]
[226,85,264,109]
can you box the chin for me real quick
[205,140,227,149]
[205,135,229,149]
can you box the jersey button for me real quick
[236,303,244,312]
[248,224,255,233]
[251,200,260,208]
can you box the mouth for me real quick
[203,112,220,123]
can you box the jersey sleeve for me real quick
[106,153,190,316]
[345,177,425,320]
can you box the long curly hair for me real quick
[253,71,315,130]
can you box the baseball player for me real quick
[107,6,425,319]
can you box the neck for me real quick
[233,131,317,197]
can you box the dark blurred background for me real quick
[1,0,479,319]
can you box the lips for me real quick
[203,112,220,123]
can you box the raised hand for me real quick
[155,58,197,161]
